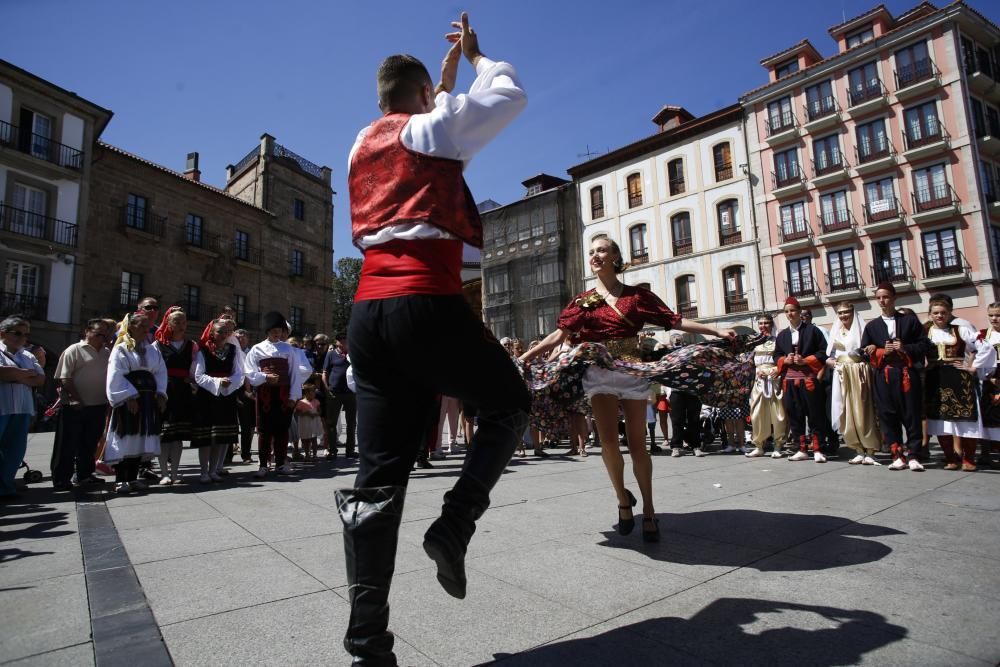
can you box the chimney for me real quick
[651,106,695,133]
[184,152,201,182]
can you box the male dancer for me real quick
[774,297,828,462]
[337,13,528,666]
[861,282,930,471]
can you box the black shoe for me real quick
[423,518,468,599]
[416,459,434,469]
[345,450,360,459]
[52,482,74,492]
[617,489,637,535]
[642,516,660,543]
[650,444,664,454]
[533,449,549,458]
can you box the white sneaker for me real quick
[888,458,906,470]
[789,451,809,461]
[745,448,764,458]
[199,472,212,484]
[694,448,706,457]
[770,450,784,459]
[159,476,173,486]
[671,448,683,458]
[908,459,925,472]
[862,456,880,466]
[814,451,827,463]
[209,472,224,482]
[276,463,292,475]
[848,454,864,465]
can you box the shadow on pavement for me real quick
[0,491,72,541]
[488,597,907,666]
[599,509,905,571]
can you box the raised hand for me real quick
[446,12,483,66]
[435,39,462,95]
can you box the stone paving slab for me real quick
[0,573,91,663]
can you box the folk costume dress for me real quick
[924,323,995,439]
[105,339,167,464]
[154,339,197,445]
[749,335,787,452]
[192,341,244,448]
[980,328,1000,438]
[522,286,763,437]
[826,314,881,457]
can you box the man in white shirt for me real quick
[335,14,528,665]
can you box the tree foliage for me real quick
[329,257,362,336]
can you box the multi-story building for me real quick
[567,105,764,339]
[742,1,1000,326]
[0,60,111,350]
[481,175,582,340]
[83,133,334,338]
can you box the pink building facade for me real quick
[742,1,1000,328]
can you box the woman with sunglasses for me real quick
[0,317,45,499]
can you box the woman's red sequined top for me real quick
[556,285,681,341]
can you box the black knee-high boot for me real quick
[423,408,526,599]
[337,486,405,667]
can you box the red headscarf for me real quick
[154,306,184,345]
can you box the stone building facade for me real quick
[82,134,333,338]
[741,1,1000,327]
[568,105,764,340]
[0,59,111,351]
[481,175,582,341]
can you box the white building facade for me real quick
[567,105,764,340]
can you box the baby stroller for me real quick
[19,460,43,484]
[699,405,724,447]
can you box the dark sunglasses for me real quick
[140,304,158,311]
[6,331,28,338]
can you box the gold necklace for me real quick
[596,282,623,298]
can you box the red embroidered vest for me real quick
[348,114,482,248]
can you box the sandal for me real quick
[641,516,660,543]
[617,490,637,535]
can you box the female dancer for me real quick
[521,236,734,541]
[192,319,243,480]
[825,302,881,465]
[153,307,195,485]
[105,312,167,494]
[924,296,995,471]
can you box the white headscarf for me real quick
[827,308,867,433]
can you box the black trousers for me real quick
[327,392,357,451]
[348,295,530,489]
[873,366,923,458]
[669,391,701,449]
[782,377,826,447]
[236,392,255,459]
[50,404,106,484]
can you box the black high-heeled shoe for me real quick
[641,516,660,543]
[617,489,637,535]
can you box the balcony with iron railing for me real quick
[825,267,864,294]
[765,110,798,144]
[121,204,166,238]
[0,202,78,247]
[854,139,896,173]
[724,293,749,314]
[778,222,812,249]
[804,95,839,125]
[811,153,850,186]
[719,226,742,246]
[921,248,969,286]
[485,290,512,307]
[0,120,84,170]
[973,115,1000,153]
[678,301,698,319]
[183,229,224,255]
[784,278,819,300]
[0,291,48,320]
[871,257,914,286]
[672,237,693,257]
[912,183,959,222]
[818,207,857,242]
[232,244,262,266]
[847,80,887,112]
[863,196,904,232]
[289,261,319,281]
[771,167,805,196]
[894,58,939,97]
[628,192,644,208]
[668,178,686,196]
[630,250,649,266]
[714,162,733,182]
[902,122,950,159]
[965,48,999,96]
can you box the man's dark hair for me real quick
[377,54,432,110]
[335,332,347,341]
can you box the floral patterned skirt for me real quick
[519,335,764,439]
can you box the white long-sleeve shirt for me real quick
[243,339,304,401]
[194,346,245,397]
[349,57,527,250]
[106,344,168,407]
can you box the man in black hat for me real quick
[861,282,930,471]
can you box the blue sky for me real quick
[5,0,998,259]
